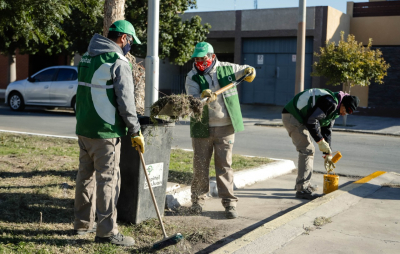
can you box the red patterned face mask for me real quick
[195,59,213,71]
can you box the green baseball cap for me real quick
[191,42,214,58]
[109,20,141,44]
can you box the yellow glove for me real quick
[131,131,145,153]
[324,154,336,173]
[244,67,256,82]
[201,89,217,103]
[317,139,332,154]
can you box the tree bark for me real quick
[342,80,352,126]
[8,52,16,84]
[103,0,126,37]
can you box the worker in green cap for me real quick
[185,41,256,219]
[73,20,143,246]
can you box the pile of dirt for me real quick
[313,216,332,226]
[150,94,204,121]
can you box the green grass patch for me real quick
[0,132,273,253]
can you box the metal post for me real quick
[145,0,160,116]
[295,0,306,95]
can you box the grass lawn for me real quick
[0,132,273,253]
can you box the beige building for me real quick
[167,0,399,115]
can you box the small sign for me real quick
[257,55,264,65]
[292,55,296,62]
[144,162,164,189]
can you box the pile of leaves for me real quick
[150,94,204,121]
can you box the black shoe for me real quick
[74,222,97,235]
[190,203,203,214]
[95,232,135,246]
[296,187,322,200]
[225,206,238,219]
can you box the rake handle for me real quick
[138,151,168,238]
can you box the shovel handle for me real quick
[215,83,235,96]
[200,72,253,103]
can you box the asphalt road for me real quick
[1,104,399,177]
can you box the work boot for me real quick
[190,203,203,214]
[295,184,318,191]
[296,186,322,200]
[225,206,238,219]
[95,232,135,246]
[74,222,97,235]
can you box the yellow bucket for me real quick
[323,174,339,194]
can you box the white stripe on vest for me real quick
[78,82,114,89]
[297,89,330,110]
[91,63,115,125]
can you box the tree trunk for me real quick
[103,0,126,37]
[342,80,352,126]
[103,0,145,115]
[8,52,16,84]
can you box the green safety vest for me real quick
[284,88,340,127]
[190,66,244,138]
[75,51,131,139]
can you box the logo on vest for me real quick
[80,57,91,64]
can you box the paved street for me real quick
[1,103,399,177]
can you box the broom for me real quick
[138,150,183,250]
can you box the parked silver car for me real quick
[5,66,78,112]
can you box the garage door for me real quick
[241,37,313,106]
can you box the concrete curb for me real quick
[255,123,400,137]
[211,171,399,254]
[165,159,296,209]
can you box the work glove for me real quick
[317,138,332,154]
[131,130,145,153]
[244,67,256,82]
[201,89,217,103]
[324,154,336,173]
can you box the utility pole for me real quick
[254,0,258,9]
[145,0,160,116]
[295,0,306,94]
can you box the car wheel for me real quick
[8,92,25,111]
[71,96,76,114]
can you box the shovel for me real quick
[157,72,252,117]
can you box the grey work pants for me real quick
[282,113,315,191]
[191,125,238,208]
[74,135,121,237]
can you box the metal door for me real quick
[241,37,313,105]
[242,54,276,104]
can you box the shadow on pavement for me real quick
[195,203,304,254]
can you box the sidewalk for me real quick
[240,104,400,136]
[209,171,400,254]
